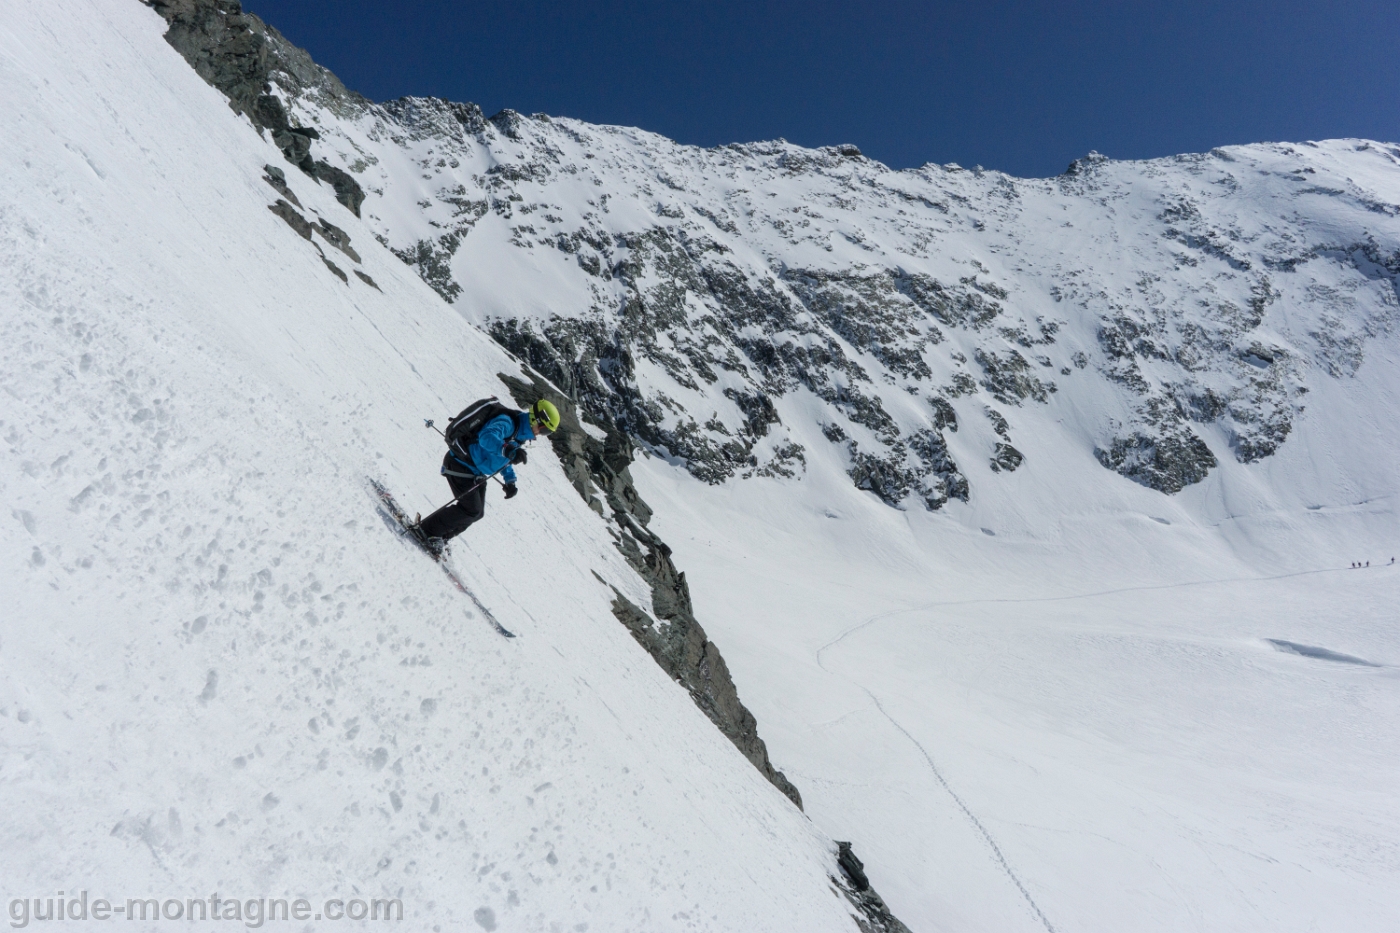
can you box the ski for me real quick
[368,478,516,638]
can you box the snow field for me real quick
[634,397,1400,931]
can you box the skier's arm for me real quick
[472,416,518,483]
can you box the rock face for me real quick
[207,53,1400,504]
[261,177,368,287]
[497,372,803,811]
[144,0,366,215]
[835,842,913,933]
[152,6,1400,503]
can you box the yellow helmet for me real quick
[529,399,561,433]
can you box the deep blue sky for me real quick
[248,0,1398,178]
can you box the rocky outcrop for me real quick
[261,163,300,207]
[834,842,914,933]
[1096,429,1216,493]
[267,198,311,239]
[498,370,804,810]
[485,257,980,508]
[145,0,269,116]
[144,0,366,215]
[263,186,366,286]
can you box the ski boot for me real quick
[406,514,447,560]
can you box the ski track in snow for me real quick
[861,687,1059,933]
[811,561,1394,929]
[768,521,1400,930]
[815,594,1068,932]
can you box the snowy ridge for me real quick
[0,2,882,930]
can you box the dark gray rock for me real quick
[262,165,301,207]
[252,93,289,131]
[353,270,380,290]
[392,235,464,302]
[488,108,526,140]
[846,430,966,510]
[837,841,870,890]
[144,0,269,118]
[783,268,941,380]
[498,371,803,811]
[985,406,1011,438]
[320,255,347,284]
[145,0,365,216]
[382,97,487,136]
[271,127,312,166]
[990,442,1024,473]
[848,444,916,506]
[1096,428,1217,493]
[267,199,311,239]
[928,395,957,432]
[310,160,365,217]
[975,347,1052,405]
[833,842,913,933]
[315,217,360,262]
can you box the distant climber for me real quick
[411,396,560,557]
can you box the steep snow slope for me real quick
[0,3,875,930]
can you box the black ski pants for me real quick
[418,459,487,541]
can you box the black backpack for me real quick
[445,397,516,458]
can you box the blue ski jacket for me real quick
[456,412,534,483]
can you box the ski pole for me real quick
[428,463,512,512]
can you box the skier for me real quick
[412,397,561,556]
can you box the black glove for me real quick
[502,482,518,499]
[511,447,528,466]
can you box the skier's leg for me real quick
[455,481,487,533]
[419,473,484,540]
